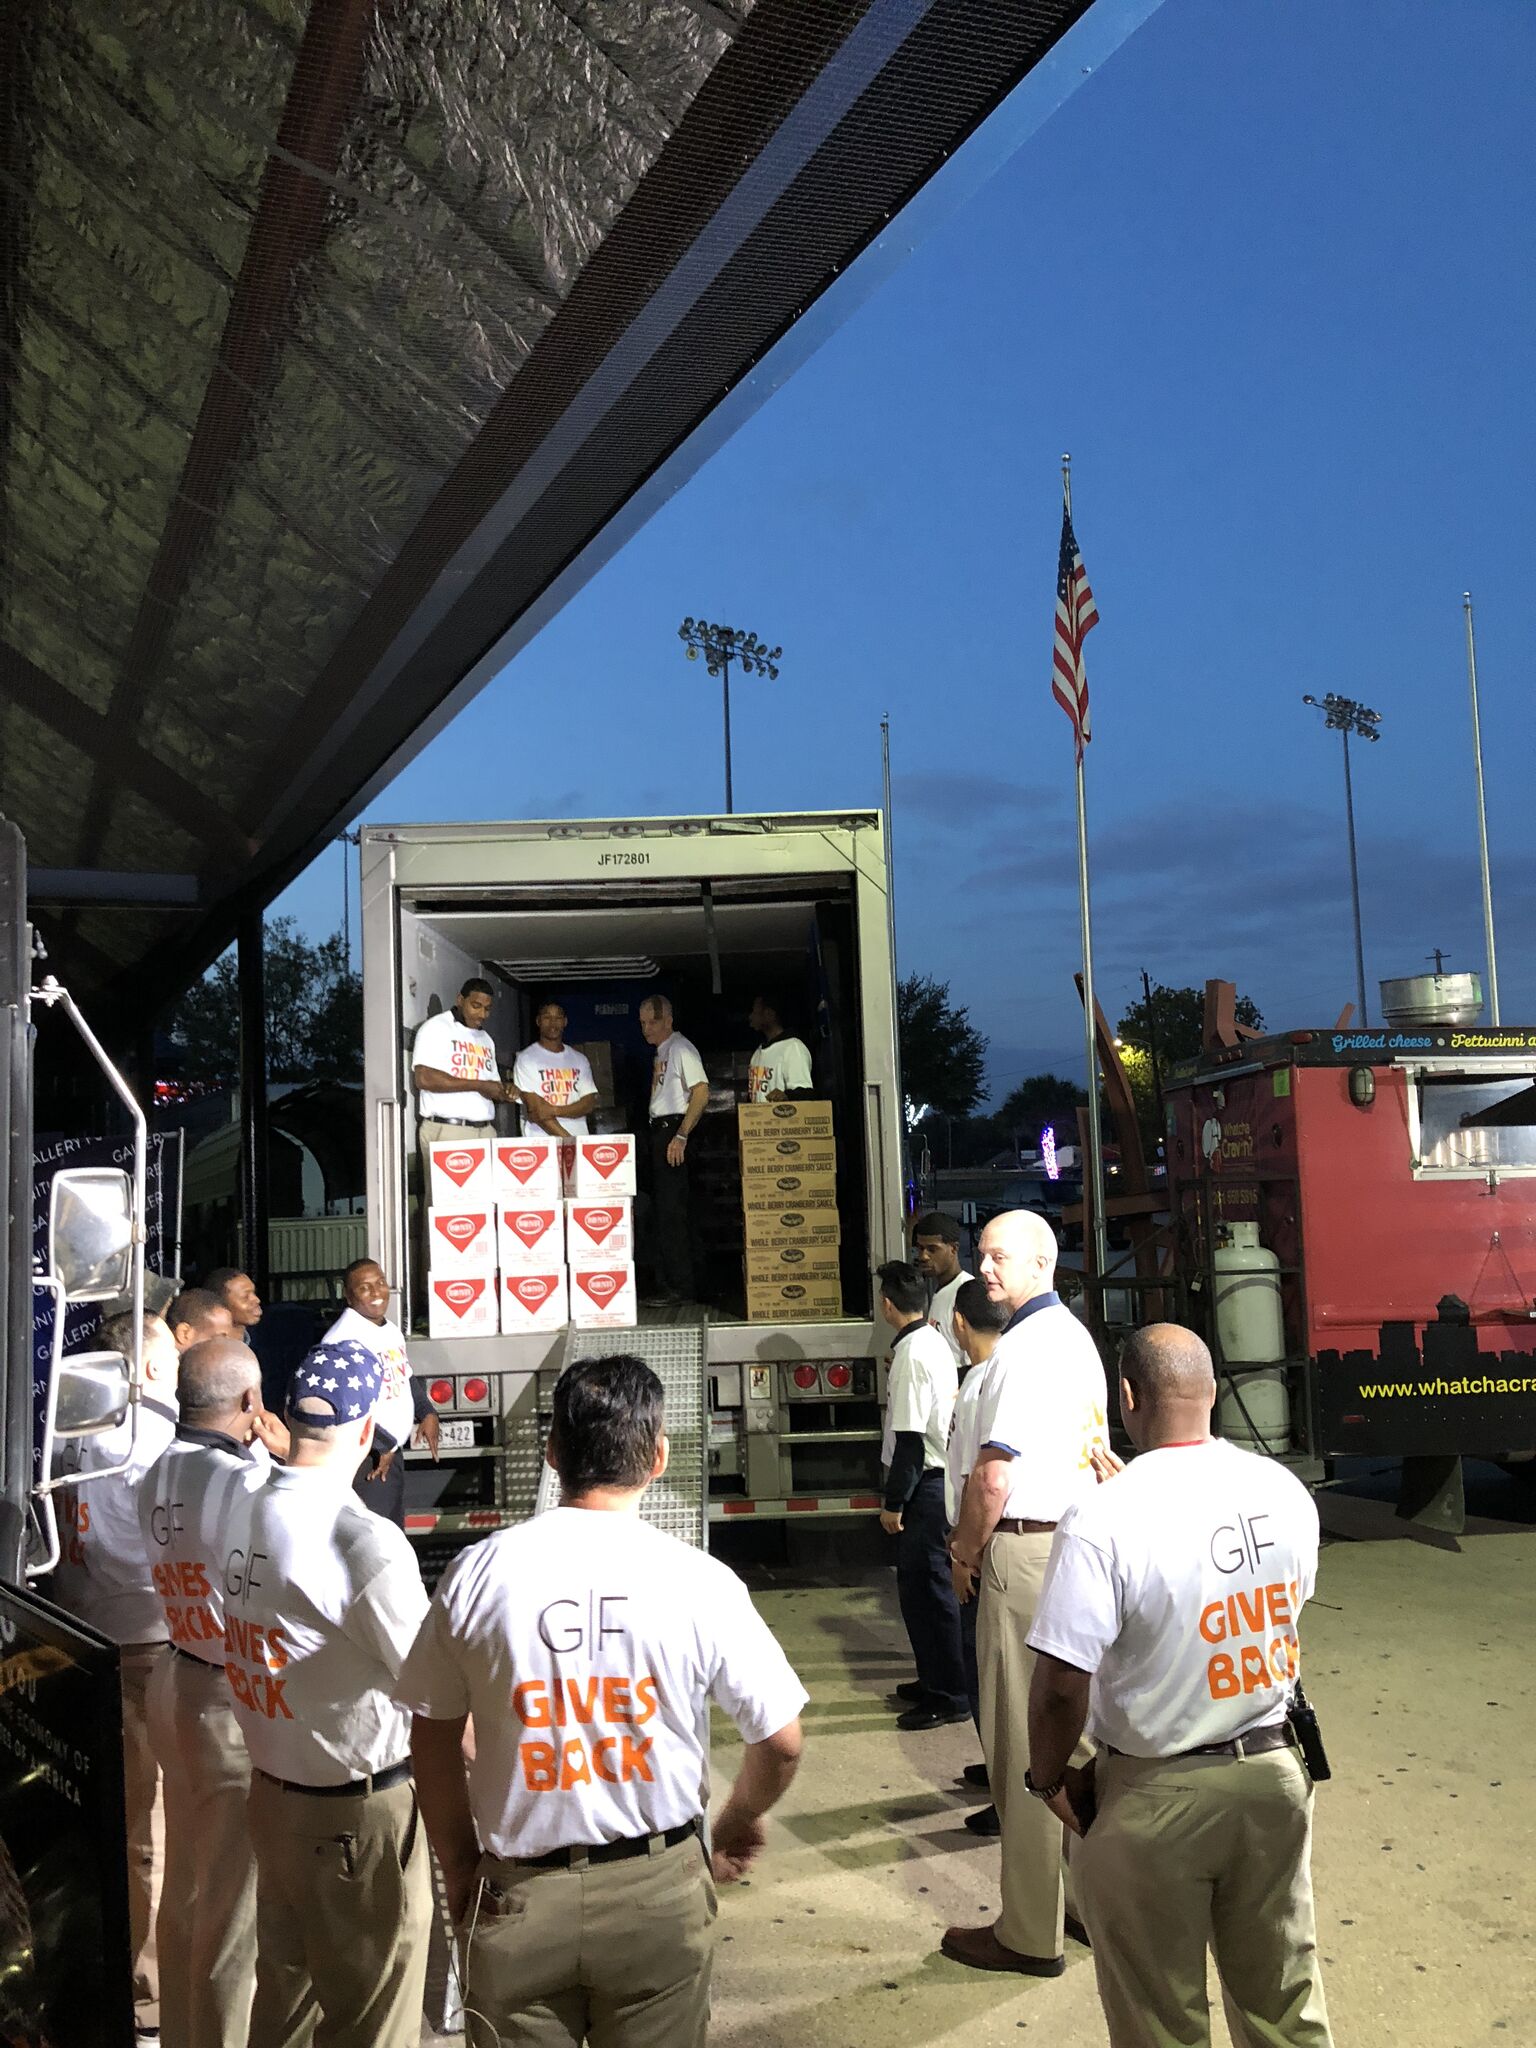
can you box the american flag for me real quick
[1053,505,1099,762]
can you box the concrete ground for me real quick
[428,1462,1535,2045]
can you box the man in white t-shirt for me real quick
[400,1355,806,2048]
[944,1278,1011,1835]
[746,994,814,1102]
[139,1335,276,2048]
[875,1261,966,1731]
[639,993,709,1304]
[1027,1325,1333,2048]
[50,1308,182,2038]
[222,1340,432,2048]
[943,1209,1108,1978]
[327,1257,440,1527]
[514,1001,601,1138]
[912,1209,971,1366]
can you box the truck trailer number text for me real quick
[597,851,650,867]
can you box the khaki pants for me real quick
[976,1530,1090,1958]
[246,1772,431,2048]
[149,1649,257,2048]
[121,1642,170,2024]
[461,1831,717,2048]
[1075,1747,1334,2048]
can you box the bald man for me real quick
[139,1337,281,2048]
[1026,1327,1331,2047]
[943,1210,1109,1977]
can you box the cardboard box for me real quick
[497,1203,564,1268]
[427,1273,499,1339]
[740,1136,838,1177]
[744,1276,844,1324]
[500,1268,568,1335]
[744,1243,842,1282]
[569,1263,638,1329]
[576,1040,616,1108]
[493,1136,560,1200]
[566,1196,634,1264]
[737,1100,835,1140]
[559,1141,577,1198]
[742,1206,841,1250]
[426,1208,499,1273]
[741,1169,839,1211]
[427,1135,492,1207]
[573,1135,638,1198]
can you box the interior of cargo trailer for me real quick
[398,880,873,1331]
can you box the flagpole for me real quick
[1462,591,1500,1024]
[1063,452,1109,1287]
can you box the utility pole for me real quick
[1461,593,1500,1022]
[678,618,782,812]
[1302,693,1382,1025]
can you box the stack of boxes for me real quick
[425,1133,640,1335]
[738,1101,843,1323]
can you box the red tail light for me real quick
[459,1377,490,1407]
[792,1365,818,1389]
[427,1378,454,1407]
[825,1364,852,1390]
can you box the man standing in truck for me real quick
[515,1000,601,1138]
[640,994,709,1305]
[411,978,511,1151]
[747,993,815,1102]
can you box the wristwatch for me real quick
[1024,1766,1066,1802]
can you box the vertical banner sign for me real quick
[30,1133,182,1484]
[0,1584,134,2046]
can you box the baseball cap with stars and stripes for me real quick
[285,1339,382,1426]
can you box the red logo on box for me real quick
[509,1211,552,1247]
[434,1277,486,1316]
[509,1275,554,1309]
[582,1142,624,1179]
[576,1207,618,1244]
[576,1270,622,1305]
[437,1148,482,1188]
[498,1144,547,1185]
[434,1213,488,1249]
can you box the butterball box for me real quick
[497,1203,565,1268]
[572,1135,638,1199]
[737,1100,834,1140]
[499,1268,568,1335]
[427,1273,499,1339]
[426,1208,499,1273]
[493,1136,561,1200]
[427,1135,492,1207]
[744,1275,844,1324]
[566,1196,634,1265]
[569,1263,638,1329]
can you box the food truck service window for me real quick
[1409,1070,1536,1177]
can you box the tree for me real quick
[170,919,362,1086]
[897,973,988,1126]
[1114,981,1265,1151]
[997,1072,1089,1139]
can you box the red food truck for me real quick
[1163,1020,1536,1493]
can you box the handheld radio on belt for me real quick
[1286,1681,1331,1783]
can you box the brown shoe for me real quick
[940,1924,1065,1977]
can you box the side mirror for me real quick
[48,1167,134,1302]
[54,1352,131,1437]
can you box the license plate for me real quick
[437,1418,476,1451]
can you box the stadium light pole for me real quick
[678,618,782,812]
[1302,692,1382,1025]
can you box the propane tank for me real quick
[1212,1222,1291,1454]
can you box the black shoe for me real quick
[962,1761,990,1788]
[896,1702,971,1732]
[1065,1913,1091,1949]
[894,1681,925,1704]
[964,1803,1001,1836]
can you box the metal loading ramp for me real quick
[534,1324,709,1551]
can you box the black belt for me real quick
[256,1760,413,1798]
[421,1114,493,1129]
[1110,1722,1295,1763]
[170,1642,222,1671]
[516,1815,700,1871]
[650,1113,684,1128]
[994,1517,1057,1535]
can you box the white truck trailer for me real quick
[359,811,907,1552]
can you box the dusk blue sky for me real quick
[279,0,1536,1103]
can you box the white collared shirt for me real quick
[139,1427,271,1664]
[51,1392,180,1646]
[881,1322,958,1472]
[969,1296,1108,1524]
[926,1268,972,1367]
